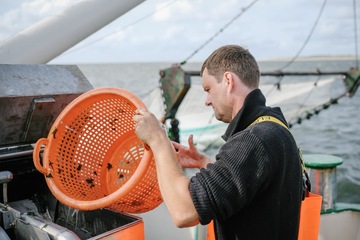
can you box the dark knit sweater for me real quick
[189,89,303,240]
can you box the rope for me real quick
[288,75,322,124]
[353,0,359,69]
[179,0,259,66]
[286,74,351,128]
[288,89,348,128]
[268,0,329,123]
[278,0,328,71]
[264,75,283,96]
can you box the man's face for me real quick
[202,68,232,123]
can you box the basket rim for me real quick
[34,87,153,210]
[46,149,153,210]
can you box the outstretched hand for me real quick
[172,135,212,169]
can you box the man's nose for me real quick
[205,97,211,106]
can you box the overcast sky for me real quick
[0,0,358,64]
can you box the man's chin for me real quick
[215,114,230,123]
[214,114,224,122]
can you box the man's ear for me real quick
[224,72,235,91]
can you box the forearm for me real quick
[149,133,200,227]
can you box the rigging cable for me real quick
[287,0,360,127]
[58,0,179,56]
[179,0,259,66]
[288,89,347,128]
[288,75,322,124]
[265,0,328,98]
[353,0,359,69]
[278,0,328,71]
[173,0,259,150]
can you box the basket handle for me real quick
[33,138,49,174]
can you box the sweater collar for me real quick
[222,89,270,141]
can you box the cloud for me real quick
[1,0,358,63]
[0,0,78,40]
[23,0,71,15]
[153,2,172,21]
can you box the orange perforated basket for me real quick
[33,87,163,213]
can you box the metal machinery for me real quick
[0,64,144,239]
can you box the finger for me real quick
[134,108,146,115]
[172,141,188,151]
[134,108,140,115]
[170,141,179,153]
[171,141,181,149]
[133,108,148,121]
[188,134,195,149]
[133,114,141,123]
[144,143,151,151]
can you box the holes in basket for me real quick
[51,96,143,200]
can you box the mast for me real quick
[0,0,144,64]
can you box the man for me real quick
[133,45,303,239]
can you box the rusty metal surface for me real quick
[0,64,93,147]
[159,66,191,120]
[22,98,55,142]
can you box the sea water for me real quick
[78,58,360,204]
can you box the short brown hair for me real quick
[201,45,260,89]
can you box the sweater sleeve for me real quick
[189,131,273,225]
